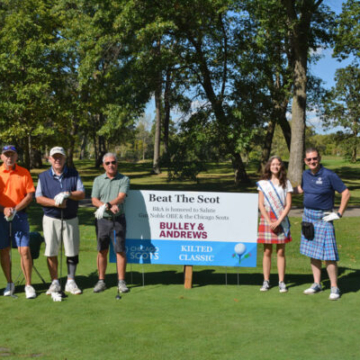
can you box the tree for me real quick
[281,0,335,184]
[0,0,70,168]
[157,0,268,183]
[55,0,153,166]
[135,115,152,161]
[333,0,360,63]
[240,0,293,172]
[321,65,360,162]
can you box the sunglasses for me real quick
[2,145,16,152]
[306,157,318,162]
[105,161,117,165]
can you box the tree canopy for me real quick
[0,0,356,176]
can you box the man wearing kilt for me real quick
[297,148,350,300]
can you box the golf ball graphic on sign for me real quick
[234,243,246,256]
[233,243,251,264]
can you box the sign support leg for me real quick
[184,265,193,289]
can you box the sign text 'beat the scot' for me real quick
[110,190,258,267]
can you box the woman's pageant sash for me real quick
[257,180,290,237]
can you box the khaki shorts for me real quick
[43,215,80,257]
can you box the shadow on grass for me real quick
[67,267,360,296]
[334,167,360,181]
[285,267,360,295]
[26,266,360,297]
[72,271,99,291]
[331,266,360,295]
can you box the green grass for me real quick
[1,212,360,360]
[1,159,359,359]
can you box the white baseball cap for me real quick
[49,147,66,157]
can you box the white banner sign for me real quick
[110,190,258,267]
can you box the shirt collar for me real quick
[103,171,120,180]
[1,163,17,173]
[51,165,68,178]
[307,164,323,176]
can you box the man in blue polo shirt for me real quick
[297,147,350,300]
[36,147,85,296]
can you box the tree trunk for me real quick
[142,134,146,161]
[153,86,162,174]
[278,109,291,151]
[67,148,75,168]
[93,116,98,167]
[163,67,172,156]
[96,135,106,168]
[30,149,43,168]
[351,146,356,163]
[23,135,30,170]
[232,153,249,184]
[152,48,162,175]
[187,34,249,182]
[287,56,307,185]
[351,121,358,163]
[351,132,357,163]
[80,134,87,160]
[67,120,78,169]
[258,118,276,173]
[282,0,321,185]
[93,113,107,168]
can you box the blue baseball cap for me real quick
[2,145,17,154]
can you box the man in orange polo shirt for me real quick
[0,145,36,299]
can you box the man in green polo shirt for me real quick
[91,153,130,293]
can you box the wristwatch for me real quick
[337,212,342,218]
[106,202,111,209]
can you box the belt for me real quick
[102,215,124,221]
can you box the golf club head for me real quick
[115,292,121,300]
[10,294,18,299]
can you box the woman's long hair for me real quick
[261,156,287,188]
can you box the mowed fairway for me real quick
[1,159,359,359]
[1,214,359,360]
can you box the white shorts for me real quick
[43,215,80,257]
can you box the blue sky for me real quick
[311,0,351,89]
[311,49,352,89]
[307,0,354,133]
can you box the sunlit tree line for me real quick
[0,0,359,182]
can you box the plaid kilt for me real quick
[257,210,292,244]
[300,208,339,261]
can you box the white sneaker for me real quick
[118,280,129,293]
[65,280,82,295]
[25,285,36,299]
[3,282,15,296]
[46,281,61,295]
[304,283,322,294]
[279,281,288,293]
[260,280,270,292]
[329,287,341,301]
[93,280,106,293]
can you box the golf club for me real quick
[57,209,67,299]
[113,217,121,300]
[8,220,18,299]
